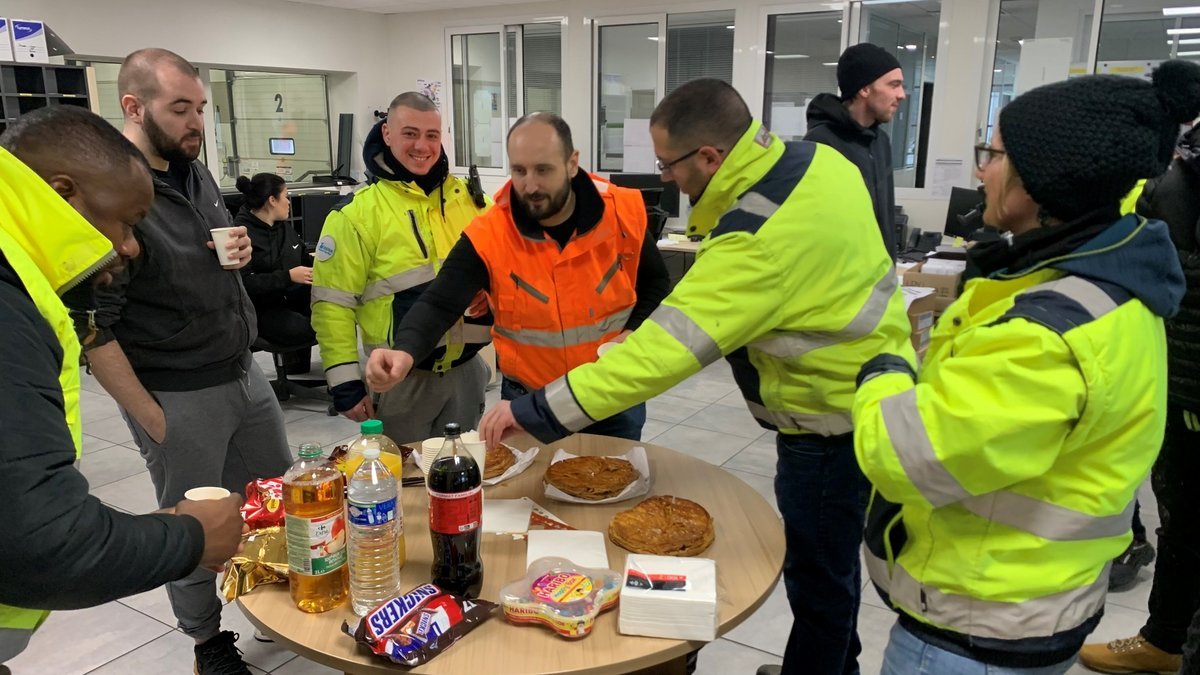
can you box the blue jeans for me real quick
[775,432,870,675]
[500,378,646,441]
[881,623,1076,675]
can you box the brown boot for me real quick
[1078,633,1182,674]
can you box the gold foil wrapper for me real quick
[222,526,289,601]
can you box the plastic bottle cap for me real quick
[361,419,384,435]
[443,422,461,437]
[362,443,381,460]
[298,443,323,458]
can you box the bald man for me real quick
[82,48,292,675]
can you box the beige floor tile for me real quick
[722,437,777,477]
[92,469,159,514]
[681,403,767,440]
[640,417,674,442]
[84,413,136,445]
[118,584,177,627]
[78,446,148,489]
[645,392,710,424]
[284,413,361,450]
[693,637,781,675]
[81,433,116,455]
[651,424,754,466]
[724,579,789,656]
[221,601,305,672]
[5,602,171,674]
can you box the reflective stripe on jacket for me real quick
[513,121,913,440]
[0,147,111,633]
[311,175,492,386]
[466,174,645,390]
[855,215,1177,659]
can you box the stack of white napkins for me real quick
[618,554,717,641]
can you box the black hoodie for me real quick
[804,92,898,258]
[234,205,310,308]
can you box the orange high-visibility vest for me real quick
[465,174,647,390]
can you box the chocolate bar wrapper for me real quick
[342,583,497,667]
[241,477,285,529]
[221,527,289,601]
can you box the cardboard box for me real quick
[912,327,931,352]
[10,19,48,63]
[903,254,966,311]
[903,288,937,334]
[0,20,14,62]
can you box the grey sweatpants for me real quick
[122,359,293,642]
[376,354,488,444]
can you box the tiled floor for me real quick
[6,355,1158,674]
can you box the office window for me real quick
[666,10,735,94]
[763,11,844,141]
[1097,1,1200,78]
[451,23,563,170]
[596,22,660,173]
[986,0,1095,142]
[209,69,331,187]
[452,32,504,169]
[860,0,940,188]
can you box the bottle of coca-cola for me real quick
[427,422,483,598]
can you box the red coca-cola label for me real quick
[428,486,482,535]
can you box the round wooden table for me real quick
[238,433,785,674]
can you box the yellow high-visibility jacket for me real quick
[854,213,1184,665]
[511,120,914,440]
[311,174,492,390]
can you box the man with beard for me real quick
[312,92,494,442]
[364,112,668,442]
[805,43,906,259]
[81,48,292,675]
[0,106,244,671]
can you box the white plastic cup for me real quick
[460,430,488,479]
[420,437,443,475]
[184,486,231,501]
[210,227,238,266]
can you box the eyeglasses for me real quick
[656,147,703,174]
[974,144,1007,170]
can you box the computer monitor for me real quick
[607,173,680,218]
[269,137,295,155]
[299,192,344,248]
[943,186,984,239]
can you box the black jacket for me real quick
[804,93,898,258]
[235,206,310,308]
[88,161,257,391]
[0,254,204,610]
[1138,157,1200,409]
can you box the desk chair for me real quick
[251,337,334,412]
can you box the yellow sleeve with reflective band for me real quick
[853,319,1086,509]
[311,208,370,383]
[563,231,786,424]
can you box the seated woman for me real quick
[235,173,314,372]
[853,60,1200,674]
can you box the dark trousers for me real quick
[254,285,314,348]
[775,432,871,675]
[1142,402,1200,654]
[500,378,646,441]
[1183,604,1200,675]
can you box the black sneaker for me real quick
[194,631,252,675]
[1109,539,1155,591]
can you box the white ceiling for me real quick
[282,0,553,13]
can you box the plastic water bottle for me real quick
[347,441,402,616]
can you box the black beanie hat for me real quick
[999,59,1200,222]
[837,43,903,101]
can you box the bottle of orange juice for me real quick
[341,420,405,479]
